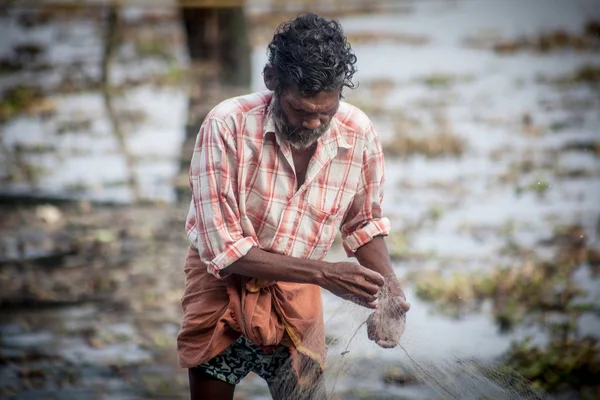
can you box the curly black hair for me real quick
[267,13,357,96]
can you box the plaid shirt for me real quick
[186,91,390,278]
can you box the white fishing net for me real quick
[257,280,549,400]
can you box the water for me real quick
[1,0,599,398]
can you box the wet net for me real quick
[265,281,549,400]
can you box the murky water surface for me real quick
[1,0,599,398]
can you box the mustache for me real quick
[271,97,330,150]
[287,122,329,138]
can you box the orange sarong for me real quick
[177,245,326,385]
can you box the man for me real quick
[178,13,410,400]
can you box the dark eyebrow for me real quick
[291,100,339,114]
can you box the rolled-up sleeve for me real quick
[185,118,258,278]
[340,124,391,256]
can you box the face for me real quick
[271,87,340,150]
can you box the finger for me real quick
[357,279,382,296]
[352,296,378,309]
[348,269,382,295]
[401,301,411,312]
[376,339,398,349]
[360,268,385,287]
[388,297,410,315]
[365,300,378,309]
[344,293,378,308]
[354,291,378,304]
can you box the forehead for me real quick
[282,87,340,112]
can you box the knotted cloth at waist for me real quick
[177,245,326,385]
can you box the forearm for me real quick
[224,247,326,285]
[355,236,402,294]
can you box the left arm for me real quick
[355,235,406,299]
[340,121,405,299]
[340,121,410,347]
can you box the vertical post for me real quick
[180,3,251,89]
[176,1,251,203]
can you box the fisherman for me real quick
[178,13,410,400]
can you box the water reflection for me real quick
[1,1,599,399]
[0,4,188,204]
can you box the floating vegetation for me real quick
[555,169,594,179]
[382,365,418,385]
[418,73,474,89]
[344,78,399,116]
[383,110,466,159]
[14,143,56,154]
[568,64,600,84]
[464,20,600,54]
[561,140,600,156]
[346,31,430,46]
[56,118,93,135]
[13,43,44,63]
[0,42,47,76]
[382,132,466,159]
[548,116,584,133]
[345,98,388,116]
[515,179,552,197]
[132,35,176,62]
[414,221,600,394]
[386,230,411,262]
[505,336,600,394]
[520,112,545,136]
[0,85,55,122]
[0,57,23,75]
[415,225,594,326]
[16,8,53,28]
[539,64,600,88]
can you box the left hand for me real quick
[367,284,410,348]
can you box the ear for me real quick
[263,64,277,91]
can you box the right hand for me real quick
[319,262,385,308]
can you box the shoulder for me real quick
[333,101,378,143]
[206,91,271,123]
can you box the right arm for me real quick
[226,247,383,308]
[187,117,383,308]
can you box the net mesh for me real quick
[265,281,549,400]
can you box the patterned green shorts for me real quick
[194,335,293,385]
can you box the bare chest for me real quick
[291,147,315,188]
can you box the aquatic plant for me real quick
[0,85,54,122]
[382,132,466,159]
[413,224,600,394]
[464,19,600,55]
[505,336,600,394]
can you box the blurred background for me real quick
[0,0,599,399]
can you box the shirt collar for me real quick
[263,96,277,136]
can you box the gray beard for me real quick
[271,96,330,150]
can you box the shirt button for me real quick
[277,238,283,244]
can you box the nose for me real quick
[302,116,321,130]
